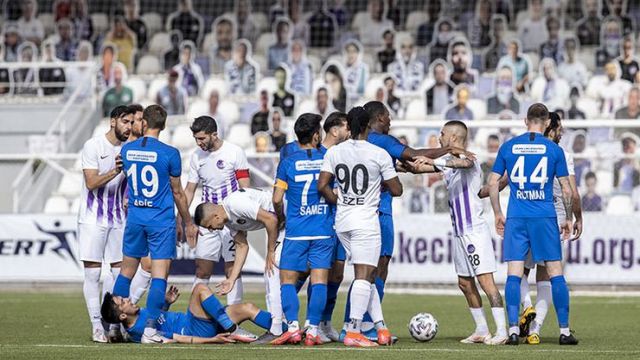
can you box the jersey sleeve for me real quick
[187,151,199,184]
[378,149,398,181]
[321,148,335,174]
[234,145,250,179]
[169,148,182,178]
[378,134,407,159]
[564,151,575,176]
[491,145,507,175]
[81,139,99,170]
[555,146,569,178]
[433,155,453,172]
[274,158,289,190]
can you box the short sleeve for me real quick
[169,148,182,177]
[555,146,569,178]
[321,149,335,174]
[187,151,199,184]
[378,150,398,181]
[564,151,575,176]
[81,139,98,170]
[433,155,453,172]
[375,134,406,160]
[491,145,506,175]
[234,146,250,170]
[274,159,289,189]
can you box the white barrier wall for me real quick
[1,214,639,284]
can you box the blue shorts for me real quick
[503,217,561,263]
[123,222,176,260]
[280,237,334,272]
[180,310,225,338]
[379,212,394,257]
[334,236,346,262]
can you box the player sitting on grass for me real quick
[101,284,268,344]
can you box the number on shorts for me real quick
[468,254,480,267]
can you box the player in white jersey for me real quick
[181,116,250,305]
[406,121,508,345]
[318,107,402,347]
[78,105,132,342]
[193,188,284,343]
[519,113,583,345]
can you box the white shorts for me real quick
[453,224,497,277]
[195,226,236,262]
[78,223,123,263]
[336,228,381,267]
[524,217,566,269]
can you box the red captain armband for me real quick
[235,169,250,179]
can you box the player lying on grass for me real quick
[405,121,509,345]
[101,284,269,344]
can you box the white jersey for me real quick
[188,141,249,204]
[553,149,575,221]
[78,134,127,228]
[436,156,485,237]
[222,188,273,233]
[321,139,397,232]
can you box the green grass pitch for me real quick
[1,290,639,359]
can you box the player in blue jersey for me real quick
[112,105,199,344]
[101,284,269,344]
[488,103,579,346]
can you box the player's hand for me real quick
[561,220,572,241]
[412,156,434,166]
[215,278,235,296]
[115,153,123,173]
[495,214,506,236]
[396,161,408,173]
[165,285,180,304]
[571,219,583,241]
[450,147,476,161]
[211,333,236,344]
[185,223,199,249]
[265,250,277,276]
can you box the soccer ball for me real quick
[408,313,438,342]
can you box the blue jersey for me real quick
[127,308,185,342]
[367,131,407,215]
[275,148,334,240]
[492,132,568,218]
[122,136,182,225]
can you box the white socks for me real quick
[130,267,151,304]
[191,276,209,291]
[264,268,283,335]
[83,267,102,331]
[347,280,372,333]
[521,276,533,309]
[367,284,384,324]
[227,278,244,305]
[469,307,489,335]
[491,307,507,337]
[531,281,552,335]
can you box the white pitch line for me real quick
[384,288,640,297]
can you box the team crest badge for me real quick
[217,159,225,169]
[467,244,476,254]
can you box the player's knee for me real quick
[140,259,152,273]
[193,283,210,296]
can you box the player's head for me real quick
[190,116,219,151]
[194,203,227,231]
[544,111,563,144]
[100,292,139,324]
[143,104,168,131]
[347,106,371,140]
[109,105,133,142]
[294,113,322,147]
[323,111,349,144]
[128,104,144,139]
[525,103,550,130]
[440,120,468,148]
[364,101,391,134]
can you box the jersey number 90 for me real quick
[335,164,369,195]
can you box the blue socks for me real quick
[307,284,327,326]
[374,277,385,301]
[252,310,272,330]
[112,274,132,298]
[343,282,353,323]
[202,295,235,331]
[505,275,522,328]
[550,275,570,328]
[281,283,299,323]
[145,278,167,328]
[322,281,341,321]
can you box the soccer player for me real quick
[405,121,508,345]
[101,285,267,344]
[112,104,198,344]
[193,188,283,343]
[488,103,579,345]
[271,113,334,345]
[78,105,132,342]
[318,106,402,347]
[181,116,250,306]
[519,112,583,345]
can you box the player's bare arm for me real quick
[478,175,509,199]
[172,333,235,344]
[217,231,249,295]
[383,176,403,197]
[170,176,198,247]
[569,174,583,240]
[487,172,505,236]
[258,209,279,276]
[317,171,338,204]
[402,146,476,162]
[238,177,250,189]
[558,176,574,241]
[272,186,286,231]
[83,154,123,190]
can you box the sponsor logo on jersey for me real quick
[295,159,323,171]
[512,144,546,155]
[126,150,158,163]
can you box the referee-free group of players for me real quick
[78,99,580,347]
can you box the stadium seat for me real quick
[258,77,277,93]
[92,122,110,137]
[526,52,540,74]
[351,11,367,31]
[57,173,82,197]
[365,77,385,100]
[296,99,316,116]
[256,33,276,56]
[406,99,427,121]
[307,54,321,73]
[159,128,171,143]
[44,196,70,214]
[390,127,419,147]
[187,99,208,120]
[126,77,147,102]
[226,123,252,148]
[218,100,240,123]
[585,75,607,99]
[253,12,269,33]
[596,170,614,196]
[200,77,228,99]
[576,97,600,119]
[405,11,428,35]
[578,46,597,72]
[147,78,168,101]
[172,124,194,149]
[39,13,55,36]
[91,13,109,34]
[202,32,216,55]
[253,54,268,76]
[69,197,81,214]
[467,98,487,119]
[148,32,172,56]
[141,12,163,37]
[362,53,376,73]
[606,195,633,215]
[136,55,162,75]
